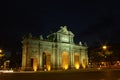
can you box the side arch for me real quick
[74,53,80,69]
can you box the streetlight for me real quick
[102,45,107,67]
[102,45,107,50]
[0,49,4,57]
[0,49,2,53]
[102,45,112,68]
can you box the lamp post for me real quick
[102,45,107,67]
[102,45,112,68]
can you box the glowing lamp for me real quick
[0,49,2,53]
[102,45,107,50]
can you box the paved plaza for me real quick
[0,69,120,80]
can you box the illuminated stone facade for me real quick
[21,26,88,71]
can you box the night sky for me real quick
[1,0,120,52]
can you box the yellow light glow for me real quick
[62,51,69,70]
[47,65,51,71]
[75,63,79,69]
[82,59,86,69]
[82,64,86,69]
[64,65,68,70]
[0,54,4,57]
[33,66,37,71]
[33,58,38,71]
[74,53,80,69]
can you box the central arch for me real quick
[62,51,69,70]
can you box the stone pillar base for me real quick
[21,67,26,71]
[21,67,33,71]
[38,67,43,71]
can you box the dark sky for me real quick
[0,0,120,51]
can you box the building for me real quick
[21,26,88,71]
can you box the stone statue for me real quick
[40,35,43,40]
[79,41,82,46]
[58,26,68,34]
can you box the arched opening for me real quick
[74,53,80,69]
[62,51,69,70]
[31,58,38,71]
[42,52,51,71]
[82,58,86,69]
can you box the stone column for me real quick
[59,50,62,69]
[37,43,40,70]
[57,45,60,69]
[79,49,81,68]
[21,45,27,70]
[55,45,57,69]
[57,49,59,69]
[36,48,39,71]
[39,49,42,70]
[80,49,83,68]
[25,46,32,70]
[70,46,74,69]
[52,45,55,70]
[70,51,72,69]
